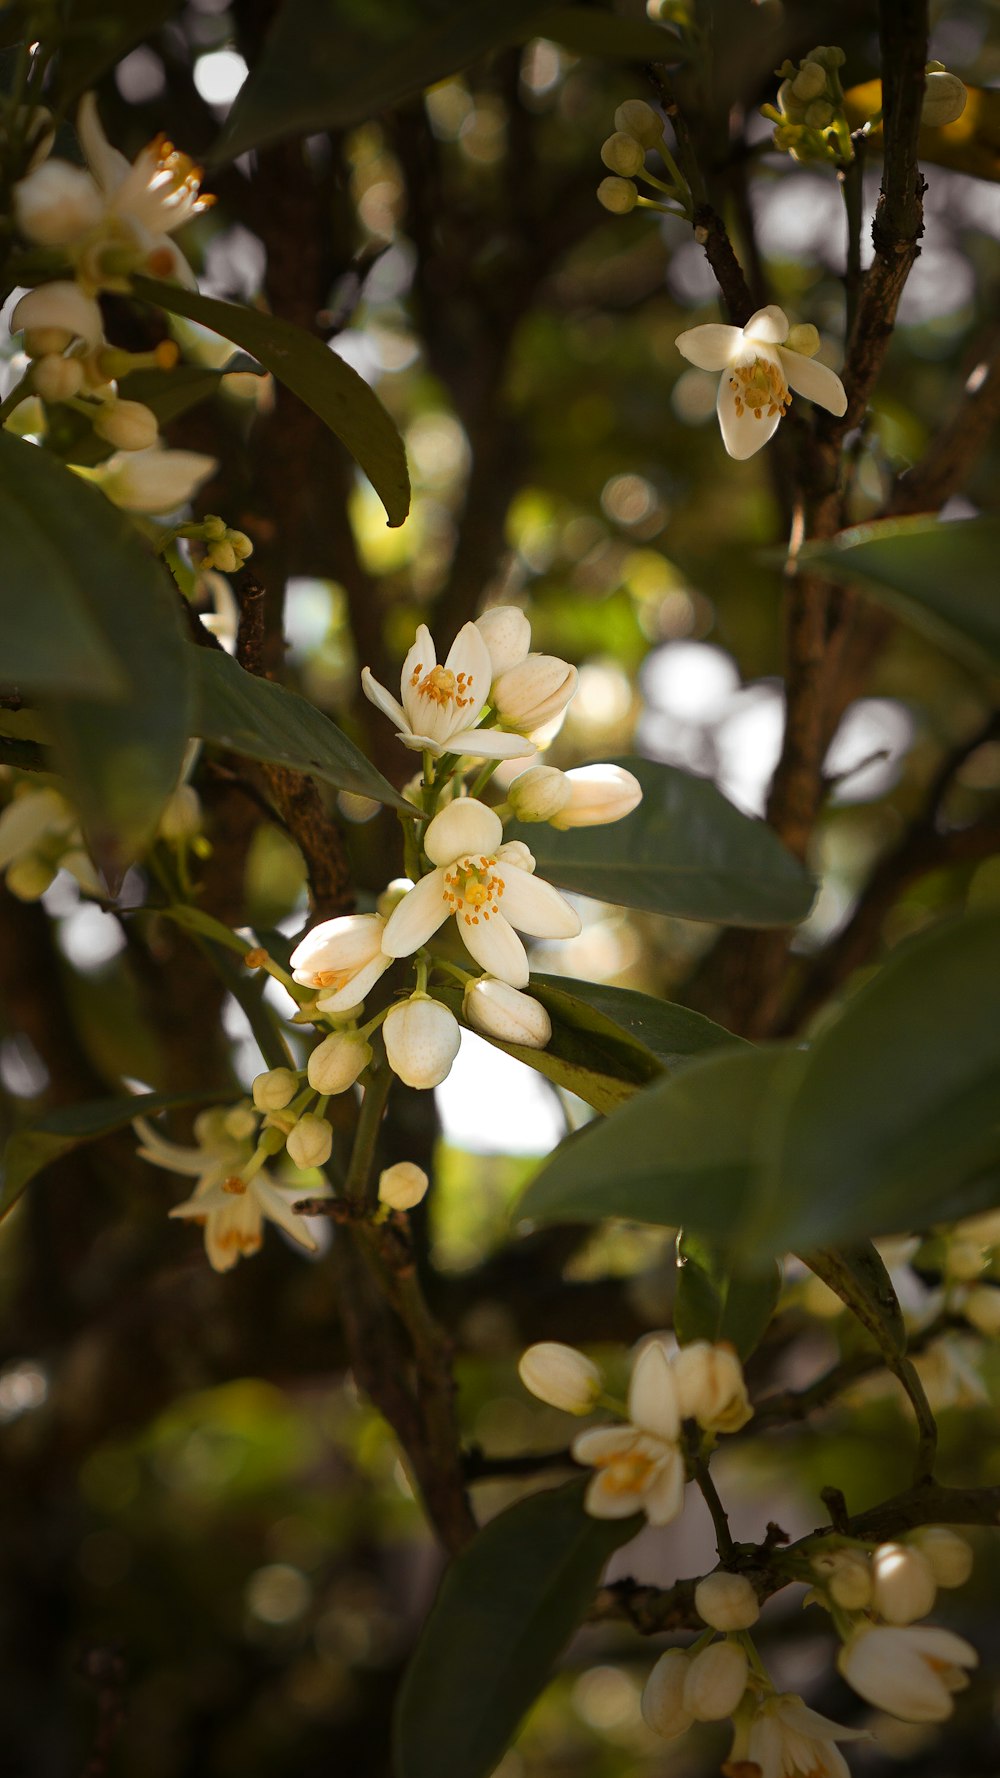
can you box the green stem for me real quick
[468,758,502,799]
[692,1447,735,1559]
[840,137,866,340]
[343,1054,393,1211]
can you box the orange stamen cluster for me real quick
[311,966,353,991]
[148,134,214,207]
[222,1175,248,1195]
[728,356,791,421]
[443,854,504,927]
[409,662,474,709]
[597,1447,656,1494]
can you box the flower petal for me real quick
[773,1698,867,1743]
[716,369,782,460]
[381,870,450,957]
[745,304,789,344]
[777,346,847,415]
[675,323,742,371]
[443,620,491,726]
[495,864,581,939]
[315,952,391,1014]
[361,665,407,731]
[447,726,538,760]
[460,911,530,987]
[133,1117,207,1177]
[628,1340,680,1442]
[644,1452,686,1525]
[425,797,502,866]
[584,1470,647,1519]
[255,1178,320,1250]
[76,91,132,194]
[572,1425,636,1465]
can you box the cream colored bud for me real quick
[792,60,828,101]
[383,995,461,1089]
[672,1341,752,1433]
[518,1341,602,1414]
[963,1284,1000,1337]
[809,45,845,69]
[813,1547,873,1610]
[922,69,967,127]
[229,529,253,560]
[93,400,160,452]
[492,655,578,733]
[805,100,834,129]
[507,766,571,823]
[224,1104,258,1140]
[13,159,103,244]
[614,99,663,146]
[286,1111,333,1170]
[307,1031,372,1095]
[694,1572,760,1631]
[946,1237,986,1281]
[551,764,642,829]
[252,1068,298,1112]
[377,877,413,919]
[475,606,532,676]
[682,1640,749,1721]
[641,1649,694,1740]
[597,176,638,215]
[601,131,645,177]
[5,854,56,900]
[464,977,552,1049]
[207,540,238,573]
[32,354,85,402]
[910,1528,974,1590]
[785,322,820,357]
[12,281,105,353]
[378,1161,429,1212]
[871,1542,937,1625]
[158,783,202,842]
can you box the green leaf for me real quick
[394,1481,639,1778]
[0,1089,226,1222]
[799,516,1000,674]
[537,7,689,59]
[508,758,815,927]
[799,1245,907,1358]
[190,646,417,814]
[752,915,1000,1254]
[48,0,181,103]
[675,1233,781,1360]
[518,1045,798,1242]
[131,276,410,528]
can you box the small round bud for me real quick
[252,1068,298,1112]
[158,784,202,842]
[922,69,967,128]
[792,60,828,101]
[694,1571,760,1631]
[682,1641,749,1722]
[518,1342,602,1414]
[614,99,663,146]
[224,1105,258,1140]
[784,323,820,357]
[812,1546,873,1609]
[228,529,253,560]
[93,399,159,452]
[32,354,84,402]
[207,540,239,573]
[601,131,645,177]
[963,1284,1000,1337]
[871,1542,937,1625]
[804,100,834,129]
[809,44,845,70]
[597,176,638,215]
[377,877,413,919]
[286,1111,333,1170]
[307,1030,371,1095]
[378,1161,429,1212]
[475,606,531,677]
[464,977,552,1049]
[507,765,571,824]
[641,1649,694,1740]
[672,1341,752,1434]
[383,995,461,1090]
[910,1528,974,1590]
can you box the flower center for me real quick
[729,356,791,421]
[409,662,475,709]
[596,1448,656,1495]
[222,1175,248,1195]
[443,855,505,926]
[147,135,211,207]
[310,965,356,991]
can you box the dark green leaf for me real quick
[508,757,815,927]
[799,1245,907,1358]
[0,1089,227,1221]
[675,1233,781,1360]
[799,516,1000,673]
[48,0,181,103]
[394,1481,639,1778]
[190,646,417,814]
[131,276,410,527]
[537,7,689,59]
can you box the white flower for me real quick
[838,1623,978,1722]
[739,1694,865,1778]
[475,606,531,677]
[463,976,552,1048]
[871,1541,937,1625]
[549,764,643,829]
[672,1340,752,1433]
[694,1571,760,1631]
[289,913,392,1015]
[136,1107,330,1273]
[682,1640,749,1721]
[381,798,580,989]
[378,1161,429,1211]
[383,994,461,1088]
[492,653,579,733]
[76,92,209,286]
[12,159,105,244]
[84,445,218,514]
[307,1031,372,1094]
[572,1340,685,1524]
[675,304,847,460]
[11,281,105,354]
[285,1112,333,1170]
[92,398,160,452]
[362,621,535,760]
[910,1528,973,1590]
[518,1342,603,1415]
[641,1649,694,1740]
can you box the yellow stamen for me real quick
[410,663,475,709]
[222,1175,247,1195]
[728,356,791,422]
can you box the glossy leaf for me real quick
[508,757,815,927]
[394,1481,639,1778]
[675,1233,781,1360]
[0,1089,226,1222]
[801,515,1000,673]
[132,276,410,527]
[800,1245,907,1358]
[190,646,416,813]
[534,8,689,59]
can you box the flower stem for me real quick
[344,1053,392,1211]
[692,1445,735,1558]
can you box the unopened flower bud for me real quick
[597,176,638,215]
[785,323,820,357]
[601,131,645,177]
[228,529,253,560]
[682,1640,749,1721]
[614,99,663,146]
[475,606,531,677]
[93,399,159,452]
[805,100,834,129]
[910,1528,974,1590]
[493,655,578,733]
[252,1068,298,1112]
[871,1542,937,1625]
[307,1030,372,1094]
[286,1112,333,1170]
[813,1547,873,1610]
[464,977,552,1048]
[963,1283,1000,1336]
[550,763,642,829]
[792,61,828,102]
[224,1104,258,1140]
[158,783,202,842]
[32,354,84,402]
[12,281,104,353]
[13,159,103,244]
[694,1571,760,1631]
[641,1649,694,1740]
[672,1341,752,1433]
[519,1342,602,1414]
[809,44,845,69]
[508,766,571,823]
[377,877,413,919]
[946,1237,985,1281]
[922,68,967,127]
[206,540,238,573]
[378,1161,429,1211]
[383,995,461,1089]
[5,854,56,900]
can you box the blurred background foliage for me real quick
[1,0,1000,1773]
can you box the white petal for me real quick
[361,665,407,730]
[400,625,441,734]
[381,870,450,956]
[315,952,391,1013]
[443,621,491,726]
[446,726,537,760]
[290,912,384,979]
[643,1452,686,1525]
[777,346,847,415]
[254,1178,319,1250]
[76,92,132,193]
[572,1425,636,1465]
[745,304,789,344]
[628,1341,680,1442]
[496,864,581,938]
[133,1118,206,1177]
[675,323,742,371]
[716,370,782,460]
[584,1471,647,1519]
[774,1699,866,1743]
[425,797,502,866]
[459,911,529,987]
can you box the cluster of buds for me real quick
[761,45,853,166]
[596,99,692,221]
[178,513,254,575]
